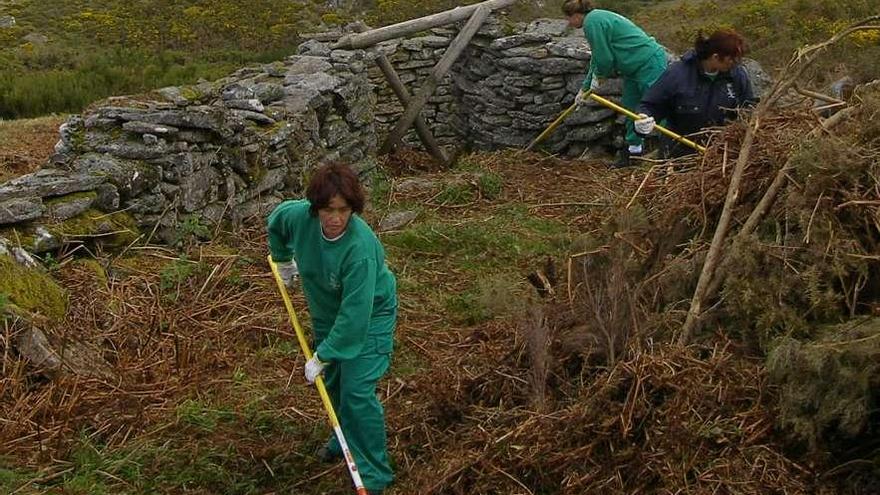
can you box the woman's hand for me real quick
[277,260,299,287]
[634,114,656,135]
[304,355,326,383]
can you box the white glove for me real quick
[590,77,603,92]
[276,260,299,287]
[304,355,326,384]
[634,114,656,135]
[576,88,590,105]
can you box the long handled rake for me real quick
[524,101,578,151]
[268,256,369,495]
[587,93,706,153]
[524,92,707,154]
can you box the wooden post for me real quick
[334,0,517,49]
[354,22,449,165]
[380,5,491,154]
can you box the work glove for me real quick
[304,355,326,384]
[276,260,299,287]
[634,114,656,135]
[576,87,591,105]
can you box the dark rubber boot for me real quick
[610,149,640,169]
[316,444,343,463]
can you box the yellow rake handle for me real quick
[587,93,706,153]
[525,102,578,151]
[268,256,368,495]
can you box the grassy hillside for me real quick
[1,0,877,119]
[0,0,320,118]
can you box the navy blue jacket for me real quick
[639,50,755,137]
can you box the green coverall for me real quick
[267,199,397,493]
[581,9,668,148]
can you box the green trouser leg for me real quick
[321,316,395,492]
[323,352,392,492]
[622,50,668,147]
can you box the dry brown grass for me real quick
[0,115,66,182]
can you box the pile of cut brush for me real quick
[391,24,880,492]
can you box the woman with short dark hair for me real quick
[562,0,668,167]
[267,161,396,495]
[635,29,756,157]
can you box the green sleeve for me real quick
[583,14,615,87]
[582,66,594,91]
[267,202,296,263]
[315,258,376,361]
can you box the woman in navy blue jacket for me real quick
[635,29,756,157]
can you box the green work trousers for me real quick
[321,313,395,493]
[622,49,668,147]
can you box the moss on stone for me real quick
[0,226,37,250]
[247,162,268,185]
[48,209,140,247]
[44,191,98,207]
[0,255,68,321]
[1,208,140,252]
[69,126,86,152]
[179,86,200,101]
[72,258,108,288]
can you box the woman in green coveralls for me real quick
[563,0,668,167]
[267,162,396,495]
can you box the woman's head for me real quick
[562,0,593,28]
[306,162,365,238]
[694,29,746,73]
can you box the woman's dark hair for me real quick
[562,0,594,16]
[694,29,747,60]
[305,162,366,216]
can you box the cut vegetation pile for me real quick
[387,83,880,493]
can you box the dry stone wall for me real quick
[351,17,626,156]
[326,16,767,157]
[0,16,771,256]
[0,51,375,251]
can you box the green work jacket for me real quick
[582,9,665,89]
[267,200,397,361]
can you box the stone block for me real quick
[46,193,96,222]
[489,33,552,51]
[0,169,105,201]
[545,38,591,60]
[498,57,585,75]
[0,197,44,225]
[122,121,179,135]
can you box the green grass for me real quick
[158,255,208,300]
[0,48,291,118]
[381,197,570,325]
[384,205,569,269]
[28,376,330,494]
[0,464,35,493]
[176,398,236,433]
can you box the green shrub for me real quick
[159,255,207,300]
[477,172,503,200]
[767,318,880,454]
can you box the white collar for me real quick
[322,229,346,242]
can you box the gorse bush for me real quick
[767,318,880,456]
